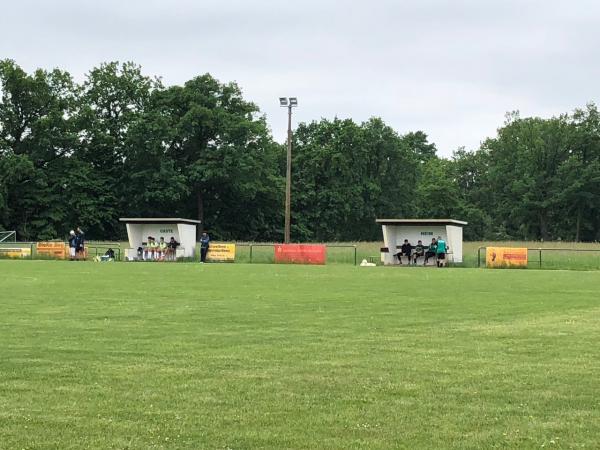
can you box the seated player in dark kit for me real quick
[166,237,180,261]
[424,238,437,265]
[396,239,412,265]
[413,240,425,264]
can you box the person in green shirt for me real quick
[424,238,437,265]
[436,236,448,267]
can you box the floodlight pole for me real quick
[285,104,292,244]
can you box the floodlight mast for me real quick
[280,96,298,243]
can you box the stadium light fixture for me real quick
[279,96,298,243]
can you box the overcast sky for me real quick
[2,0,599,156]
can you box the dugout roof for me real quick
[119,218,202,225]
[376,219,468,227]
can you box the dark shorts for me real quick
[437,253,445,260]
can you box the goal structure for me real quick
[0,231,16,243]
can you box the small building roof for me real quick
[376,218,468,226]
[119,218,202,225]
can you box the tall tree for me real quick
[76,62,159,238]
[125,74,283,240]
[558,104,600,241]
[0,59,78,239]
[291,117,421,241]
[482,113,572,240]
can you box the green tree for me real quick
[483,113,572,240]
[76,62,159,238]
[291,117,421,241]
[125,74,283,240]
[558,104,600,241]
[0,59,78,239]
[451,148,492,240]
[415,158,462,218]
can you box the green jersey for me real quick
[436,239,447,254]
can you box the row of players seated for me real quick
[394,237,448,267]
[138,236,180,261]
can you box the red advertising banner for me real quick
[274,244,327,265]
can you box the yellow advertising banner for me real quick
[206,243,236,262]
[0,247,32,258]
[486,247,528,268]
[37,242,68,259]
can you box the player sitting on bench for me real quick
[424,238,437,265]
[413,240,425,264]
[396,239,412,265]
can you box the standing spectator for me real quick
[413,240,425,264]
[75,227,85,259]
[436,236,448,267]
[68,230,77,260]
[200,232,210,263]
[424,238,437,265]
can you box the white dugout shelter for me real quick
[377,219,468,265]
[120,218,201,260]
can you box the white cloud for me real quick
[2,0,599,155]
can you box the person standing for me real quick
[436,236,448,267]
[200,232,210,263]
[68,230,77,260]
[75,227,85,260]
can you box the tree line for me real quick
[1,60,599,242]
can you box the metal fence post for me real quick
[539,249,542,268]
[354,246,357,266]
[250,244,253,264]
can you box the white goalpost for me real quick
[0,231,16,243]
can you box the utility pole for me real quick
[279,97,298,243]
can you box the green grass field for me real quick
[4,240,600,270]
[1,261,600,449]
[234,241,600,270]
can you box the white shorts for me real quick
[69,247,76,257]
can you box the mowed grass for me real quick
[226,241,600,269]
[1,261,600,449]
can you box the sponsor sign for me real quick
[206,243,236,262]
[274,244,327,265]
[37,242,68,259]
[486,247,528,268]
[0,247,32,258]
